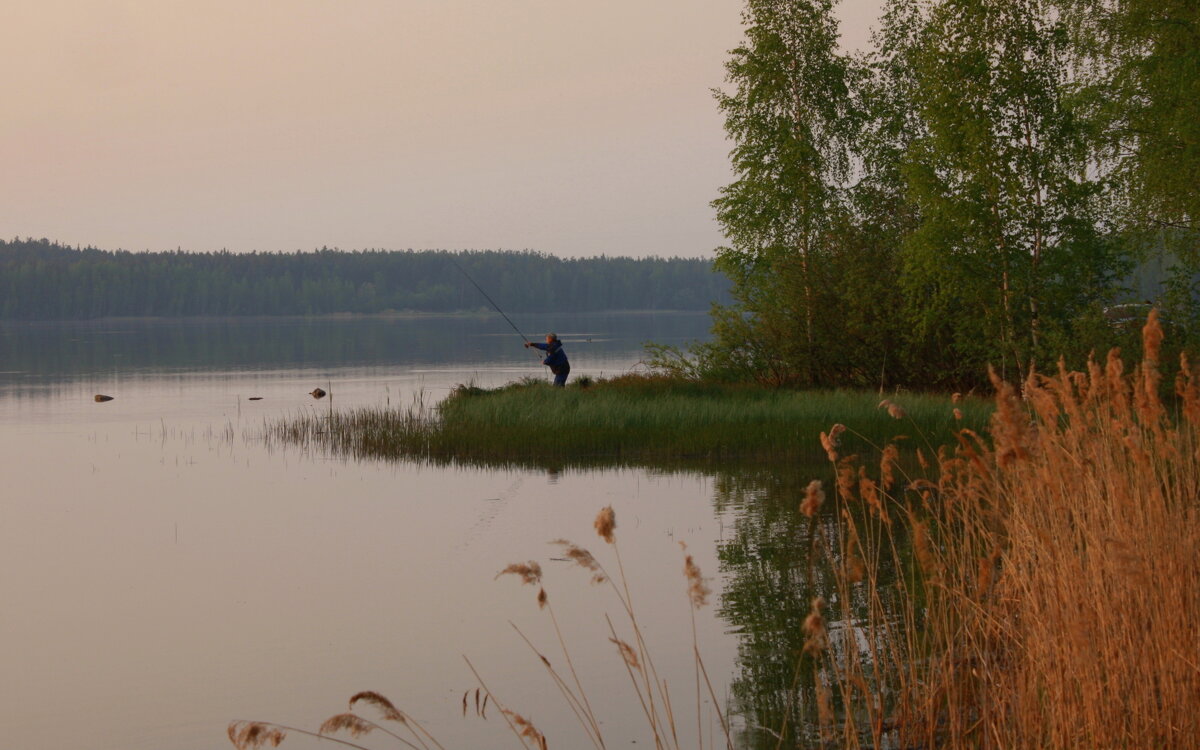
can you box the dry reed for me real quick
[801,310,1200,748]
[494,506,733,750]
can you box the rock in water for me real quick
[94,394,114,402]
[248,397,264,401]
[310,388,327,399]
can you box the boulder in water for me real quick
[94,394,114,403]
[310,388,327,399]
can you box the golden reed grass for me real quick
[232,506,731,750]
[484,505,731,749]
[229,689,446,750]
[806,310,1200,749]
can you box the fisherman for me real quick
[525,332,570,387]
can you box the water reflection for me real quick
[274,437,911,747]
[0,311,708,386]
[2,313,744,750]
[0,313,913,750]
[712,469,820,747]
[712,465,919,749]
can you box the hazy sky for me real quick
[4,0,883,258]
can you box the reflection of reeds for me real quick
[801,310,1200,748]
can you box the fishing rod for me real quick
[448,255,536,349]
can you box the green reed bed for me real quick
[267,374,991,468]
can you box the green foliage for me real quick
[1060,0,1200,232]
[898,0,1123,382]
[0,239,730,320]
[270,374,991,470]
[689,0,1195,391]
[1057,0,1200,345]
[709,0,859,387]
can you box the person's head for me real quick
[546,332,558,344]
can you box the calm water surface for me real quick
[1,313,824,750]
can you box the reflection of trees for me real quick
[713,466,914,749]
[715,468,826,748]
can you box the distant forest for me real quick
[0,239,731,320]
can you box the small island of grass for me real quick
[269,373,991,469]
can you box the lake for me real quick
[0,312,837,750]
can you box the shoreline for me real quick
[0,309,712,326]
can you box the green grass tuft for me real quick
[267,374,992,470]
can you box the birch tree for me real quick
[710,0,855,386]
[899,0,1118,380]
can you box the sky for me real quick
[3,0,883,259]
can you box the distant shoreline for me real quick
[1,241,731,321]
[0,309,712,326]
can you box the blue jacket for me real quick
[531,340,569,372]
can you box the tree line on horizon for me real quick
[664,0,1198,390]
[0,239,731,320]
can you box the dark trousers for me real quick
[552,366,570,387]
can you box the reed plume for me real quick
[348,691,405,723]
[318,714,374,738]
[802,597,827,656]
[550,540,607,584]
[228,722,286,749]
[880,443,898,490]
[821,423,847,460]
[594,506,616,544]
[504,709,548,750]
[800,479,824,517]
[496,561,543,586]
[610,637,642,669]
[682,551,711,608]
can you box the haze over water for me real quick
[1,312,770,749]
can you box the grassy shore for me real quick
[268,374,991,468]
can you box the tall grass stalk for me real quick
[802,310,1200,748]
[230,508,734,750]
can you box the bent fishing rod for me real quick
[448,255,539,352]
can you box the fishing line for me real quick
[448,255,538,351]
